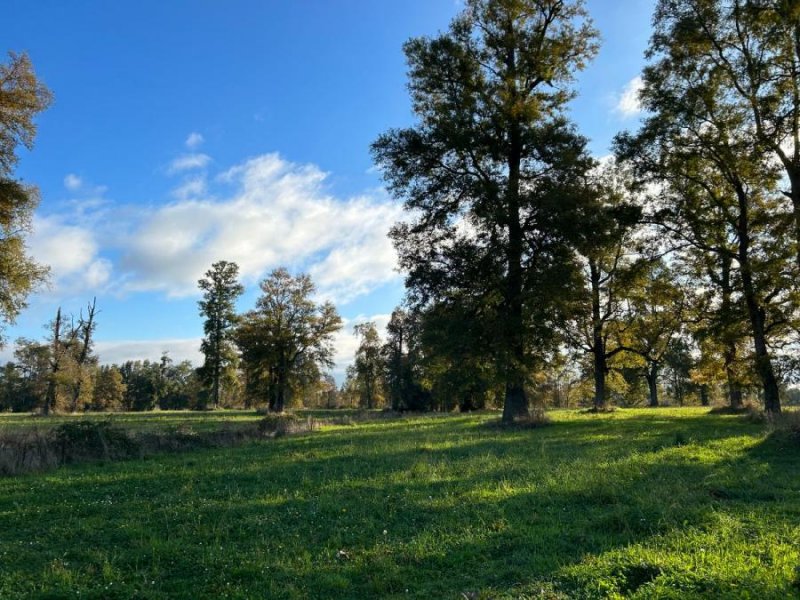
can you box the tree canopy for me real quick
[0,52,51,343]
[373,0,599,422]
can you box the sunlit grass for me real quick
[0,407,798,598]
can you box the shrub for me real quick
[52,420,139,462]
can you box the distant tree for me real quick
[119,360,161,411]
[663,336,696,406]
[159,354,201,410]
[565,160,642,410]
[620,261,687,407]
[373,0,599,423]
[382,309,427,411]
[0,362,20,411]
[418,300,502,412]
[236,269,341,412]
[68,298,98,411]
[44,307,77,414]
[0,339,49,411]
[0,52,51,343]
[339,365,362,408]
[383,310,408,411]
[198,261,243,409]
[92,365,126,411]
[38,301,99,414]
[528,351,586,409]
[317,373,338,409]
[289,354,326,408]
[352,322,384,409]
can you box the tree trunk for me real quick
[501,47,529,424]
[590,260,607,410]
[276,377,286,413]
[700,385,710,407]
[746,302,781,414]
[646,363,659,407]
[724,346,743,409]
[723,346,743,409]
[212,361,220,410]
[729,386,743,410]
[366,377,374,409]
[44,307,63,416]
[593,348,607,411]
[735,184,781,414]
[502,382,528,422]
[267,366,277,412]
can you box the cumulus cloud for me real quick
[615,76,644,118]
[168,153,212,173]
[22,152,402,352]
[120,153,403,302]
[64,173,83,191]
[28,216,112,293]
[185,132,204,149]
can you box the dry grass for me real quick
[0,414,316,476]
[766,409,800,439]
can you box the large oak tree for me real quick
[373,0,598,422]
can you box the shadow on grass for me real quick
[0,410,796,598]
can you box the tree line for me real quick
[0,265,342,413]
[368,0,800,422]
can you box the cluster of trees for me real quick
[0,264,343,413]
[369,0,800,421]
[0,297,207,413]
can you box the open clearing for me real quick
[0,408,798,598]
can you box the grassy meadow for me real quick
[0,408,798,598]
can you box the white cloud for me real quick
[30,216,98,275]
[95,338,202,366]
[615,76,644,118]
[28,216,112,294]
[168,153,211,173]
[21,152,401,343]
[185,132,204,149]
[120,153,403,302]
[64,174,83,191]
[172,176,207,200]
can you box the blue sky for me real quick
[1,0,654,377]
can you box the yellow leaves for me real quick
[0,52,52,175]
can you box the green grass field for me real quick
[0,408,798,598]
